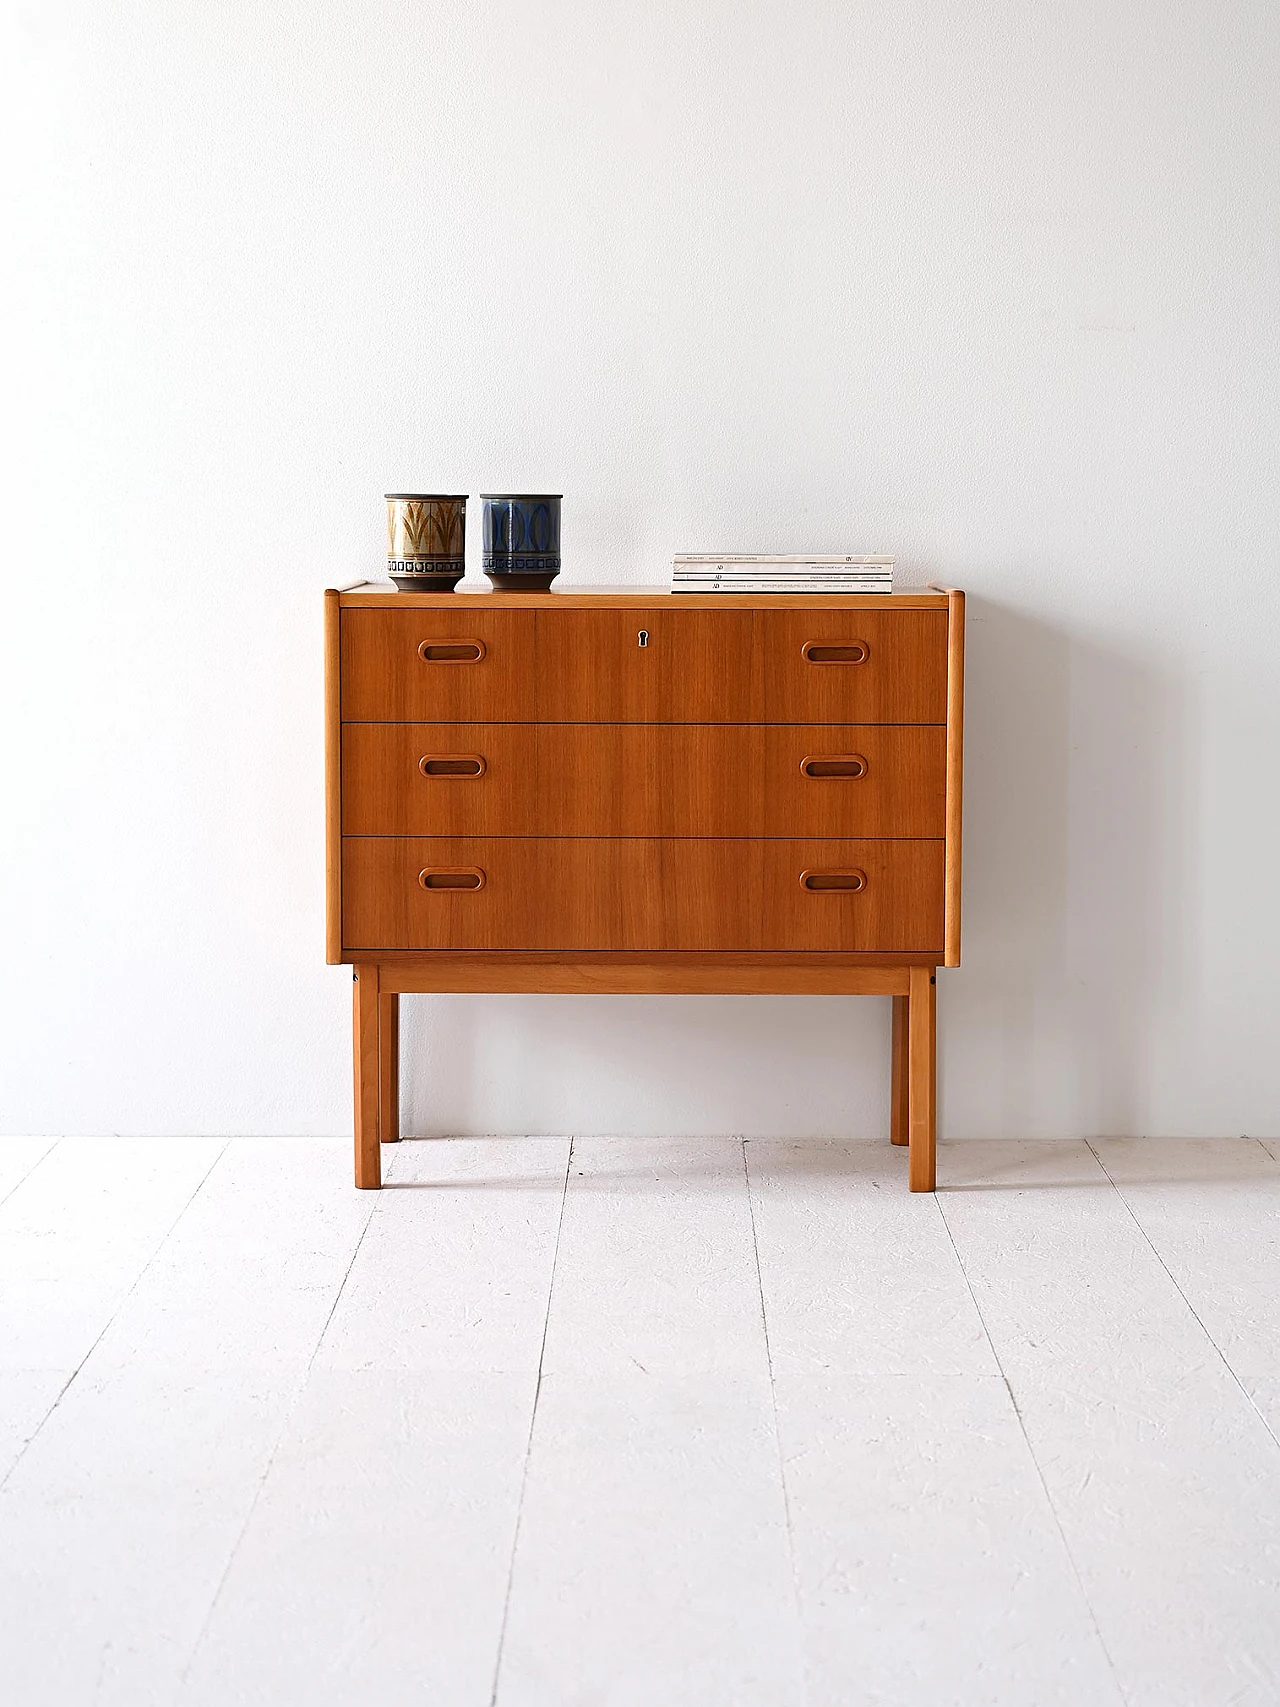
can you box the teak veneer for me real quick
[326,582,964,1192]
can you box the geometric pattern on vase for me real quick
[481,495,561,560]
[386,494,467,567]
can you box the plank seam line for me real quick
[0,1136,61,1213]
[0,1138,230,1495]
[1085,1138,1280,1460]
[934,1185,1130,1706]
[743,1138,810,1706]
[176,1174,379,1690]
[488,1135,574,1707]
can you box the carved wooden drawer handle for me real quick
[418,639,487,663]
[802,640,869,664]
[419,867,486,891]
[419,755,487,778]
[800,754,867,779]
[800,869,867,892]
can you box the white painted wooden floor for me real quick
[2,1135,1279,1707]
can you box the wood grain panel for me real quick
[324,589,342,963]
[339,584,951,610]
[379,956,914,996]
[759,841,944,952]
[341,724,946,838]
[340,608,537,721]
[757,610,948,723]
[929,583,966,966]
[342,605,947,724]
[908,964,937,1190]
[352,964,380,1189]
[533,608,760,722]
[534,608,947,723]
[342,838,944,953]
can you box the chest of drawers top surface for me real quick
[337,584,948,605]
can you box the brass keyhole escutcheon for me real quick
[638,630,649,647]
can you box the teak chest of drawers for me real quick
[325,583,964,1191]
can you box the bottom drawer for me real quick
[342,838,944,953]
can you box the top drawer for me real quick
[341,607,948,724]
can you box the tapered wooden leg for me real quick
[908,966,937,1191]
[353,963,381,1189]
[890,994,909,1145]
[379,992,400,1143]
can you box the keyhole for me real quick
[638,630,649,648]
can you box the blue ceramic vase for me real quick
[481,494,562,590]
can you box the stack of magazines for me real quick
[672,555,894,593]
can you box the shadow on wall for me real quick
[401,990,892,1141]
[399,593,1197,1142]
[948,594,1197,1139]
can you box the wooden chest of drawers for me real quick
[326,584,964,1191]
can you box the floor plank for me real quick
[747,1137,995,1375]
[0,1140,373,1707]
[1241,1375,1280,1448]
[1009,1362,1280,1707]
[539,1137,769,1378]
[937,1140,1214,1379]
[180,1138,573,1705]
[0,1368,71,1483]
[496,1138,803,1705]
[495,1369,805,1707]
[316,1136,570,1374]
[0,1137,223,1488]
[179,1369,536,1707]
[0,1136,59,1208]
[1092,1137,1280,1377]
[0,1137,223,1375]
[85,1139,372,1382]
[0,1370,296,1707]
[941,1140,1280,1707]
[776,1371,1123,1707]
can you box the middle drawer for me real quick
[342,723,946,839]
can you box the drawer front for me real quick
[342,837,944,952]
[341,607,947,723]
[342,724,946,838]
[536,609,948,723]
[341,609,536,722]
[755,610,947,723]
[534,609,757,722]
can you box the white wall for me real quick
[3,0,1278,1139]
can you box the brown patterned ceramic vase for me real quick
[386,494,467,590]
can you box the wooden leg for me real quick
[890,994,909,1145]
[379,992,400,1143]
[908,966,937,1192]
[353,963,381,1189]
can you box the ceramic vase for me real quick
[386,494,467,590]
[481,495,562,590]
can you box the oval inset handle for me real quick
[419,867,486,891]
[802,640,869,664]
[418,639,486,664]
[800,754,867,779]
[419,754,487,778]
[800,868,867,892]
